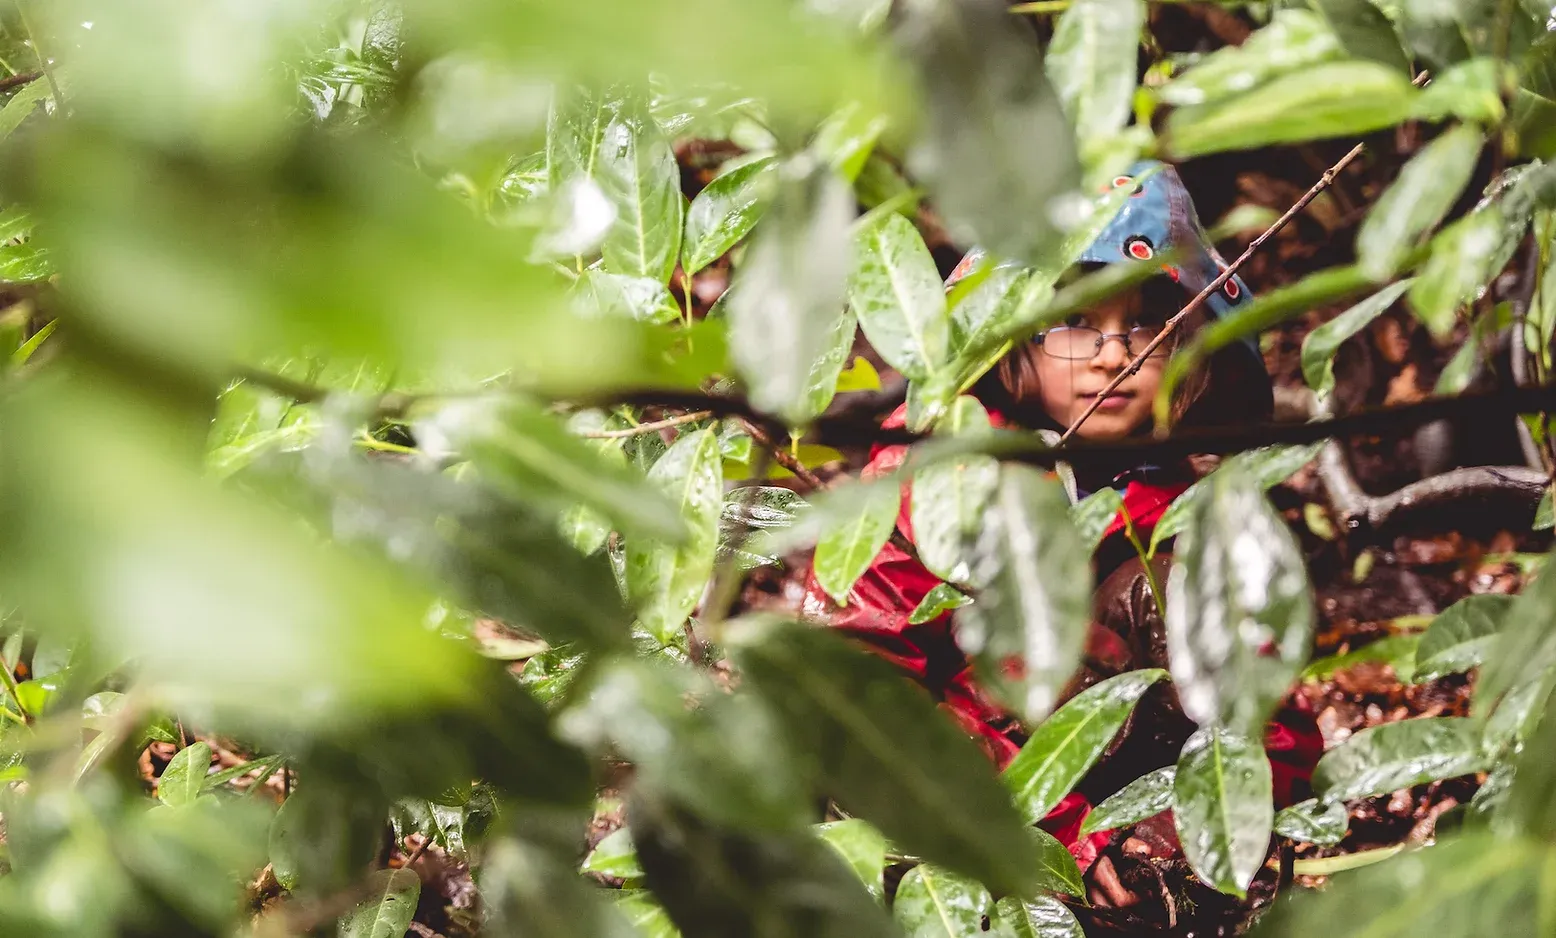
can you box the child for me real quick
[802,160,1321,881]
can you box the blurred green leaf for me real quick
[815,819,888,901]
[1536,487,1553,530]
[1165,61,1418,158]
[1397,0,1544,68]
[626,429,723,644]
[949,266,1034,357]
[1473,548,1556,719]
[1411,594,1515,682]
[270,786,385,894]
[893,0,1080,265]
[1513,34,1556,159]
[1150,443,1323,554]
[1312,717,1487,802]
[1080,766,1175,835]
[813,479,901,603]
[582,827,645,879]
[1301,280,1414,397]
[910,397,999,585]
[157,743,212,808]
[909,582,973,625]
[797,308,861,425]
[1003,670,1168,824]
[1414,58,1512,125]
[0,79,50,142]
[1044,0,1145,160]
[991,896,1085,938]
[1157,10,1344,108]
[1173,727,1272,898]
[1272,797,1349,845]
[1407,206,1510,338]
[1358,125,1483,280]
[1164,467,1315,735]
[892,864,990,938]
[729,617,1043,896]
[618,892,684,938]
[573,271,684,325]
[484,832,642,938]
[1069,487,1123,553]
[339,868,422,938]
[850,213,952,382]
[683,156,777,276]
[958,465,1091,723]
[812,103,889,183]
[1309,0,1412,73]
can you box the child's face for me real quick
[1031,288,1169,440]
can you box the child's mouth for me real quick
[1087,390,1135,412]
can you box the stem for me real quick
[15,3,61,108]
[581,410,713,439]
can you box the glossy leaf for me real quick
[992,896,1085,938]
[892,864,990,938]
[158,743,212,808]
[1027,826,1086,897]
[1165,61,1418,158]
[911,397,999,584]
[590,94,684,283]
[1079,766,1175,835]
[815,819,887,901]
[909,583,973,625]
[1301,280,1414,397]
[1472,551,1556,721]
[1173,727,1273,898]
[338,869,421,938]
[1310,0,1412,74]
[813,480,901,603]
[1358,125,1484,281]
[573,271,683,325]
[1157,10,1344,108]
[1151,443,1322,554]
[683,156,778,275]
[626,429,724,644]
[0,80,50,142]
[1413,58,1511,125]
[729,618,1043,897]
[1069,487,1124,553]
[1536,487,1553,530]
[1272,798,1349,845]
[618,892,683,938]
[813,102,889,183]
[1044,0,1146,149]
[799,308,860,424]
[893,0,1080,265]
[1312,717,1487,803]
[1411,594,1515,682]
[727,157,855,422]
[582,827,644,879]
[1407,207,1512,339]
[960,465,1093,722]
[1165,466,1316,735]
[850,213,952,381]
[1003,670,1169,824]
[950,265,1032,355]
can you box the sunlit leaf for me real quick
[1301,280,1414,397]
[338,868,421,938]
[1272,798,1349,845]
[1080,766,1175,836]
[1413,58,1512,125]
[909,582,973,625]
[157,743,212,808]
[1173,727,1272,898]
[991,896,1085,938]
[813,480,901,603]
[683,156,777,275]
[1157,10,1344,108]
[1411,594,1515,682]
[1358,125,1484,280]
[911,397,999,585]
[850,213,952,382]
[815,819,887,901]
[626,429,723,644]
[582,827,644,879]
[1044,0,1145,156]
[1312,717,1488,803]
[892,864,990,938]
[573,271,683,325]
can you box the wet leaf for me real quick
[1312,717,1488,803]
[893,0,1080,265]
[1272,798,1349,845]
[591,94,684,283]
[1069,487,1123,553]
[960,465,1093,722]
[815,819,887,901]
[1310,0,1412,74]
[991,896,1085,938]
[1165,466,1316,735]
[799,308,860,424]
[683,155,778,275]
[1173,727,1272,898]
[1301,633,1421,683]
[0,80,49,142]
[1358,125,1484,281]
[1165,61,1418,158]
[1027,826,1085,897]
[1536,487,1553,530]
[1079,766,1175,835]
[1473,551,1556,721]
[1408,207,1512,339]
[582,827,644,879]
[729,618,1042,896]
[1412,594,1516,682]
[626,429,724,644]
[850,213,952,382]
[911,397,999,584]
[573,271,683,325]
[1301,281,1414,397]
[1045,0,1146,152]
[949,266,1033,355]
[813,102,889,183]
[1003,670,1169,824]
[338,869,421,938]
[892,864,990,938]
[727,156,855,422]
[1157,10,1344,108]
[909,583,973,625]
[158,743,212,808]
[813,480,901,603]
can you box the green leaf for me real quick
[1080,766,1176,835]
[991,896,1085,938]
[270,787,386,895]
[1359,126,1484,281]
[813,102,889,183]
[590,94,683,283]
[1413,58,1512,125]
[482,833,642,938]
[729,618,1043,897]
[911,397,999,584]
[1157,9,1344,108]
[959,465,1092,722]
[813,480,901,603]
[909,583,973,625]
[0,79,50,142]
[1173,727,1273,898]
[626,429,724,644]
[1536,487,1553,530]
[1407,207,1510,338]
[1044,0,1146,151]
[683,156,777,275]
[815,819,887,901]
[949,266,1034,355]
[1272,798,1349,845]
[1027,826,1086,897]
[1150,443,1324,555]
[1310,0,1412,73]
[618,892,683,938]
[1003,670,1169,824]
[572,271,683,324]
[338,868,421,938]
[1301,281,1414,397]
[850,213,952,382]
[1312,717,1488,802]
[1165,466,1316,735]
[1513,34,1556,159]
[1411,594,1516,682]
[1397,0,1544,68]
[1069,487,1123,553]
[158,743,212,808]
[582,827,645,879]
[799,308,860,424]
[1165,61,1418,158]
[892,864,990,938]
[1477,548,1556,721]
[726,156,855,423]
[892,0,1080,266]
[1301,633,1422,682]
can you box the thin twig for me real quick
[740,419,825,490]
[582,410,713,439]
[0,71,40,93]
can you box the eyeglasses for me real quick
[1037,324,1172,361]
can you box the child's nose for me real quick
[1091,334,1129,370]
